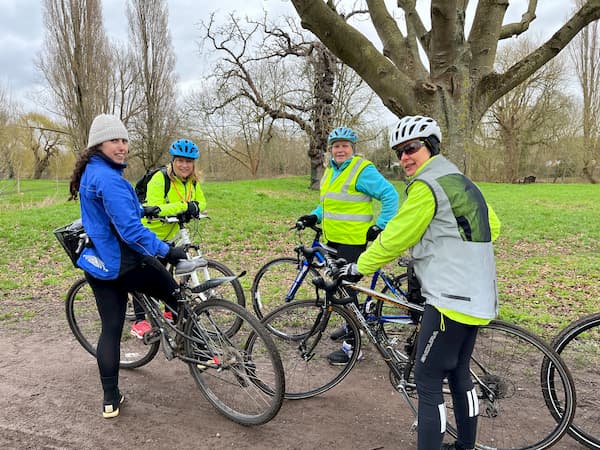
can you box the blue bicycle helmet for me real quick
[327,127,358,145]
[169,139,199,159]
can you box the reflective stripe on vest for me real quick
[320,156,374,244]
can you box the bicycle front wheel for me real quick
[65,278,159,369]
[250,299,362,400]
[251,257,321,321]
[184,299,285,426]
[445,320,576,450]
[544,313,600,449]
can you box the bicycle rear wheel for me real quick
[251,257,321,321]
[544,313,600,449]
[444,320,576,450]
[249,299,362,400]
[185,299,285,426]
[65,278,159,369]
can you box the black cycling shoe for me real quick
[102,392,124,419]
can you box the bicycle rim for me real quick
[253,299,361,400]
[251,257,320,323]
[185,299,284,426]
[65,278,159,369]
[545,313,600,449]
[444,320,575,450]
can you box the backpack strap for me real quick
[160,166,170,200]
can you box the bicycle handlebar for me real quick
[144,210,211,225]
[291,222,322,233]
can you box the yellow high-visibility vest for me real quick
[320,156,374,244]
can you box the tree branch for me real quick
[397,0,430,50]
[479,0,600,111]
[468,0,508,79]
[499,0,538,39]
[291,0,417,116]
[367,0,427,77]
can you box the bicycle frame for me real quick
[285,225,411,317]
[137,262,229,365]
[311,275,542,425]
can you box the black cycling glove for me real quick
[296,214,318,229]
[366,225,382,242]
[165,246,187,264]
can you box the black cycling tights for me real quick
[414,305,479,450]
[85,256,179,401]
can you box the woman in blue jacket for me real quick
[68,114,187,419]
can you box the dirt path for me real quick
[0,293,587,450]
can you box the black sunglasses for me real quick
[393,141,424,158]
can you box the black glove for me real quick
[366,225,382,242]
[296,214,318,229]
[143,205,161,218]
[339,263,363,282]
[186,201,200,219]
[165,246,188,264]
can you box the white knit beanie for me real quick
[87,114,129,148]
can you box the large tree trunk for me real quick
[309,43,335,189]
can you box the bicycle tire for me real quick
[251,257,321,321]
[543,313,600,449]
[250,299,362,400]
[185,298,285,426]
[441,320,576,450]
[65,278,159,369]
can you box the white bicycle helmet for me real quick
[389,115,442,149]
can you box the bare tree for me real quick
[108,43,144,125]
[486,40,573,182]
[17,113,67,179]
[570,0,600,183]
[126,0,179,169]
[37,0,112,151]
[289,0,600,171]
[197,13,375,188]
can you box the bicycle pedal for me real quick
[143,329,161,345]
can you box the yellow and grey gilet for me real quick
[409,156,498,319]
[320,156,374,245]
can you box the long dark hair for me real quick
[68,146,100,201]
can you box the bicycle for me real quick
[543,313,600,448]
[250,224,326,321]
[65,213,246,353]
[246,253,577,449]
[66,257,285,425]
[128,212,245,333]
[251,223,409,334]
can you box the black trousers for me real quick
[85,256,179,399]
[414,305,479,450]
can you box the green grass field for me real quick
[0,176,598,339]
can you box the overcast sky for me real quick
[0,0,573,116]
